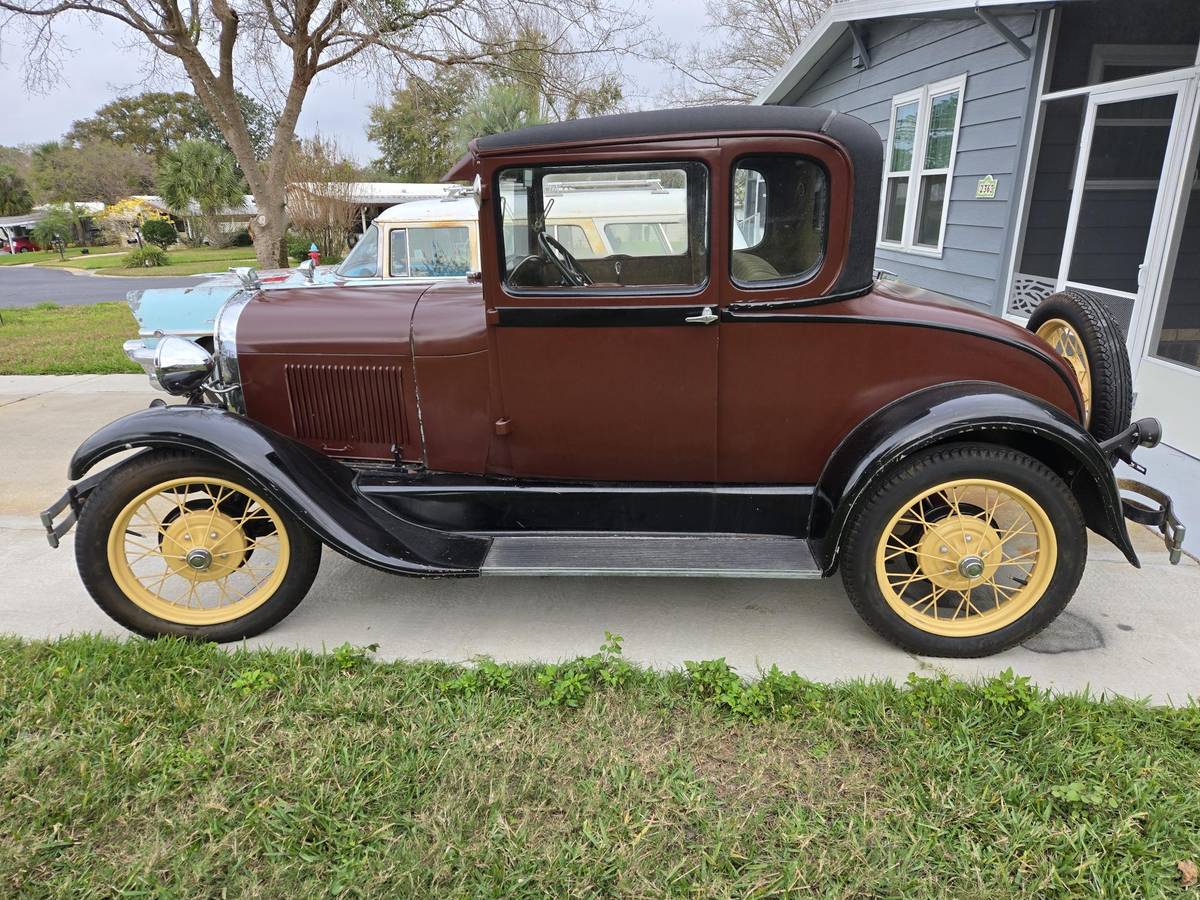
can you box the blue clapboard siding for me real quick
[779,11,1046,309]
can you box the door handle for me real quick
[685,306,718,325]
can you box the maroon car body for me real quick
[46,106,1183,655]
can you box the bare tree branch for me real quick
[652,0,829,106]
[0,0,648,266]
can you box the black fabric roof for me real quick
[474,106,876,157]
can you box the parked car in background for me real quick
[123,186,693,371]
[45,106,1184,658]
[1,235,40,253]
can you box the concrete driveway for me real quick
[1,374,1196,703]
[0,265,209,306]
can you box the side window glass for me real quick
[389,228,409,277]
[389,226,471,277]
[730,156,827,286]
[603,222,671,256]
[497,162,708,291]
[336,223,379,278]
[549,224,597,259]
[409,226,471,276]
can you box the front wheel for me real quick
[840,444,1086,657]
[75,449,321,641]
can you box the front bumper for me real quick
[39,469,107,548]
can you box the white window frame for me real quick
[877,73,967,258]
[1088,44,1198,86]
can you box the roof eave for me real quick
[754,0,1062,106]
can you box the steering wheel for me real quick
[537,232,592,287]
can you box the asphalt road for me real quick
[2,375,1198,704]
[0,265,209,307]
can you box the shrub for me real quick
[139,217,178,249]
[286,233,314,262]
[224,227,253,247]
[124,246,170,268]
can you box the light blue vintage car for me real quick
[123,196,481,376]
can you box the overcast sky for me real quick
[0,1,709,164]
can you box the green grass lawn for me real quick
[0,303,140,374]
[1,634,1197,897]
[0,248,121,266]
[35,245,257,276]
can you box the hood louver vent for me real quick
[285,363,407,456]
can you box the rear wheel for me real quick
[1027,290,1132,441]
[75,450,321,641]
[840,444,1086,657]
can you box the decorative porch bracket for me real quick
[974,7,1031,59]
[848,21,871,69]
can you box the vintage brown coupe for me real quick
[43,107,1185,657]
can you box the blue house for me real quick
[757,0,1200,484]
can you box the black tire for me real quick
[839,444,1086,657]
[75,449,321,642]
[1027,290,1132,441]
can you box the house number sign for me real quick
[975,175,998,199]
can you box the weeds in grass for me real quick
[331,641,379,673]
[229,668,278,695]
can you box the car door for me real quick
[480,149,721,482]
[715,136,859,484]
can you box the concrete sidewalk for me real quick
[1,374,1197,703]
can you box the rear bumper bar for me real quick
[1119,479,1187,565]
[1099,418,1186,564]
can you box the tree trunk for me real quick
[251,179,289,269]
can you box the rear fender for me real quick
[812,382,1136,574]
[69,405,487,575]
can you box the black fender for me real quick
[811,382,1137,574]
[69,405,489,575]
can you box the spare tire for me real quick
[1027,290,1132,441]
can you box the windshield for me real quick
[336,224,379,278]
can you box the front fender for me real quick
[70,405,488,575]
[811,382,1137,574]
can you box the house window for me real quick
[879,75,966,255]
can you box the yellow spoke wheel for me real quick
[874,478,1057,638]
[106,476,291,626]
[1036,317,1093,425]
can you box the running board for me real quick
[481,535,821,578]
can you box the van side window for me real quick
[389,226,471,277]
[731,156,827,286]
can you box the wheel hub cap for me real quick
[957,555,985,579]
[185,547,213,571]
[917,516,1001,590]
[162,509,249,582]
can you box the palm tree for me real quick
[0,167,34,216]
[157,140,245,246]
[453,83,545,150]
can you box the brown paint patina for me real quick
[234,112,1083,484]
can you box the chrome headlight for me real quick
[153,336,213,395]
